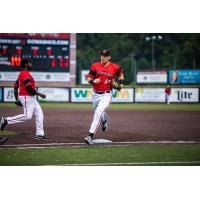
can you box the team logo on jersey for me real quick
[97,70,113,77]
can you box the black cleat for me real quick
[84,136,93,145]
[0,137,8,145]
[102,120,108,132]
[0,117,8,131]
[84,133,94,145]
[34,135,46,140]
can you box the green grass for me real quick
[0,144,200,166]
[1,102,200,111]
[0,130,17,136]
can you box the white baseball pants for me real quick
[166,94,171,104]
[6,96,45,136]
[89,92,112,134]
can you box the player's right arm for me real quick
[87,65,100,85]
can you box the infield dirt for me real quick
[0,106,200,146]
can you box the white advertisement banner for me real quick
[81,70,89,85]
[3,87,15,102]
[137,71,167,84]
[0,72,20,81]
[135,88,165,102]
[112,88,134,102]
[71,88,93,102]
[0,72,70,82]
[170,88,199,102]
[38,88,69,102]
[71,88,134,103]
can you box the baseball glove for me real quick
[112,79,121,91]
[15,101,23,107]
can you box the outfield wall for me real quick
[0,87,199,103]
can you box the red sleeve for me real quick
[116,64,124,78]
[22,72,33,87]
[87,64,96,79]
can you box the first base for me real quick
[92,139,112,144]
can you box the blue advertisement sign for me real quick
[0,88,2,101]
[169,70,200,84]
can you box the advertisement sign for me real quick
[135,88,165,102]
[38,88,69,102]
[71,88,134,103]
[3,87,15,102]
[170,88,199,102]
[112,88,134,102]
[137,70,167,84]
[81,70,89,85]
[0,88,2,101]
[71,88,93,102]
[169,70,200,84]
[0,72,20,81]
[0,72,70,82]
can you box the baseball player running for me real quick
[0,59,46,140]
[165,85,171,104]
[84,49,124,145]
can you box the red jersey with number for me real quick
[14,70,36,96]
[88,62,123,91]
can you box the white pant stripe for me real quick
[6,96,44,136]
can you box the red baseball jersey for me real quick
[14,70,36,96]
[165,87,171,95]
[88,62,123,91]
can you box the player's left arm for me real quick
[14,80,19,101]
[23,78,46,98]
[116,66,124,88]
[23,78,37,95]
[112,66,124,91]
[13,80,23,107]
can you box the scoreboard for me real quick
[0,33,70,72]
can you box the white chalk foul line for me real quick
[0,140,200,149]
[59,161,200,166]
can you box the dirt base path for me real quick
[1,107,200,146]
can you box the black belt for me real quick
[94,90,111,94]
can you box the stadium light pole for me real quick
[145,35,162,70]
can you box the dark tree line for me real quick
[77,33,200,85]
